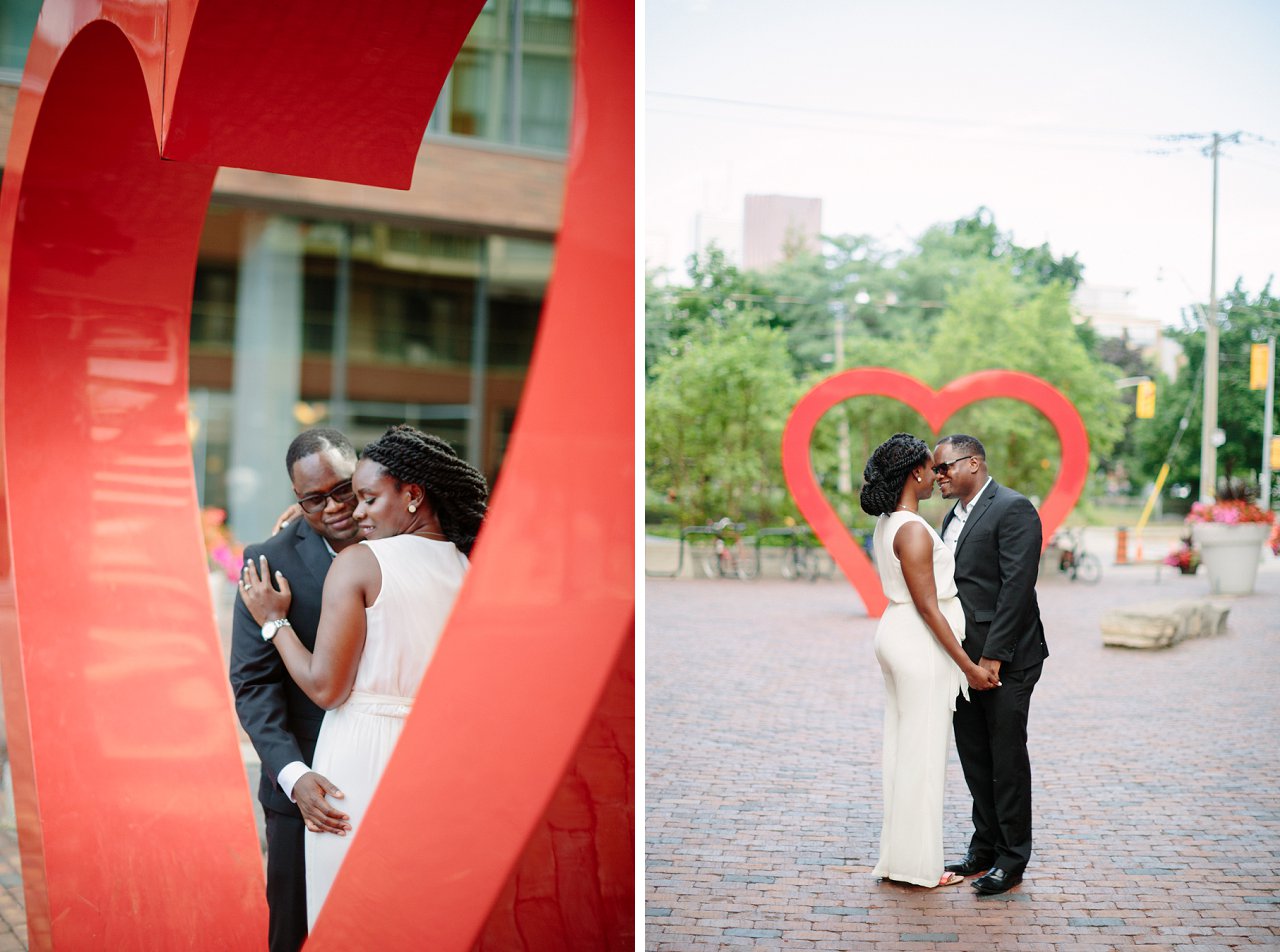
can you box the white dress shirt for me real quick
[942,476,993,550]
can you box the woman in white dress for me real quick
[859,433,999,888]
[243,424,488,928]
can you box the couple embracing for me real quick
[861,433,1047,894]
[230,425,489,950]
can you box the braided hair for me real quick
[859,433,929,517]
[361,425,489,555]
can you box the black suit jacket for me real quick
[229,520,332,816]
[941,481,1048,672]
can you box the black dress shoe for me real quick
[971,867,1022,894]
[944,851,994,876]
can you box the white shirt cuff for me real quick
[277,761,310,802]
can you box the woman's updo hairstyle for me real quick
[859,433,929,517]
[361,425,489,555]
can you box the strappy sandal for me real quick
[935,872,964,887]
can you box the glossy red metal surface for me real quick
[304,0,635,945]
[1,11,244,948]
[782,369,1090,618]
[0,0,632,948]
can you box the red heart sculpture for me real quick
[0,1,632,948]
[782,368,1089,618]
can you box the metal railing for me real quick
[648,521,851,580]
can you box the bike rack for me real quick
[754,525,803,562]
[644,525,723,578]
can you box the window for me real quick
[487,235,553,368]
[0,0,40,78]
[428,0,575,152]
[190,267,238,348]
[349,409,470,462]
[372,280,473,367]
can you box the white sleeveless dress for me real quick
[870,511,968,886]
[305,534,469,928]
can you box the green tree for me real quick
[761,235,905,373]
[921,263,1126,499]
[645,311,798,526]
[645,245,777,380]
[1135,280,1280,502]
[645,211,1126,532]
[1092,333,1161,495]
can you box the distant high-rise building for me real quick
[742,194,822,271]
[1073,284,1181,380]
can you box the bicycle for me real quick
[779,527,834,581]
[1050,527,1101,584]
[699,518,758,580]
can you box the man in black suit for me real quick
[229,428,362,951]
[934,434,1048,895]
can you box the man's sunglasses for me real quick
[931,455,976,477]
[296,480,356,513]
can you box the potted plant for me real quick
[1163,537,1200,575]
[1186,478,1275,595]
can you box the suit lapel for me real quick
[954,481,999,555]
[294,522,335,592]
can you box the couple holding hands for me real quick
[861,432,1047,895]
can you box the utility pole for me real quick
[834,303,851,494]
[1198,131,1241,502]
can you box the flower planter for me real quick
[1191,522,1270,595]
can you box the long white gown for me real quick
[870,511,967,886]
[305,534,469,929]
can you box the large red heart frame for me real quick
[782,369,1089,618]
[0,1,632,949]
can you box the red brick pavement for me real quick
[645,562,1280,950]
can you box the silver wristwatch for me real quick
[261,618,292,642]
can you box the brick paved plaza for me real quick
[646,561,1280,950]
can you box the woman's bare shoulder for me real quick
[330,542,379,580]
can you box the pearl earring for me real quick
[915,475,921,483]
[408,503,417,513]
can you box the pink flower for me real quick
[1185,499,1275,525]
[202,506,245,580]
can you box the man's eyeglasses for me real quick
[931,455,976,477]
[296,480,356,513]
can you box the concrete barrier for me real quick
[1100,600,1230,649]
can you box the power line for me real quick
[1241,131,1280,149]
[649,89,1165,141]
[652,93,1280,167]
[648,95,1257,161]
[649,103,1169,159]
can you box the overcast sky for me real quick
[644,0,1280,327]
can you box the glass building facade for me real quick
[187,210,556,532]
[0,0,574,540]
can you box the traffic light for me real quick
[1135,380,1156,419]
[1250,342,1270,390]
